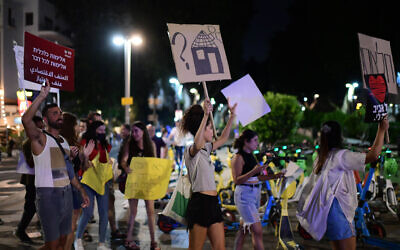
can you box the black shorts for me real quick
[186,192,223,229]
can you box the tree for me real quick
[247,92,303,144]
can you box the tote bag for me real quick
[162,156,200,225]
[296,150,345,241]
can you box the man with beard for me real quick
[22,82,90,250]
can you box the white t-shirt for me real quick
[33,134,70,188]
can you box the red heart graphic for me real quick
[368,75,387,103]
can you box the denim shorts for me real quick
[36,185,73,242]
[234,184,261,225]
[325,198,356,241]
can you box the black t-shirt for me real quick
[152,136,166,158]
[238,150,259,177]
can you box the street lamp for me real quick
[113,34,143,124]
[345,82,359,102]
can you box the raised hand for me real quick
[203,98,213,116]
[83,140,95,157]
[227,98,237,116]
[39,79,51,99]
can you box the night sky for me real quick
[243,0,293,62]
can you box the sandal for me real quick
[83,230,92,242]
[124,240,140,250]
[151,241,160,250]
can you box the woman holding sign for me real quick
[75,121,113,250]
[121,121,158,250]
[181,99,236,250]
[231,129,283,250]
[297,118,388,250]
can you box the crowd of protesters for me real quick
[14,80,389,250]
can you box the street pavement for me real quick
[1,150,399,249]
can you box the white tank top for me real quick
[33,134,70,187]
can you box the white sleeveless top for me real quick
[33,134,70,188]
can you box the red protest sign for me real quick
[24,32,74,91]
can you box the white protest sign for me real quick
[167,23,231,83]
[358,33,397,94]
[221,74,270,126]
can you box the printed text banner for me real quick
[24,32,74,91]
[167,23,231,83]
[125,157,173,200]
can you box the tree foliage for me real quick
[247,92,303,144]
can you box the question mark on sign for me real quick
[171,32,190,70]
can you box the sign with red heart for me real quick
[366,74,387,103]
[364,74,388,122]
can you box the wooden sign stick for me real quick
[202,81,218,138]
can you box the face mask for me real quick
[96,133,106,142]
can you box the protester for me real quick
[231,129,284,250]
[61,112,95,250]
[15,116,44,244]
[121,121,159,250]
[168,121,185,170]
[7,136,15,157]
[75,121,113,250]
[87,112,102,124]
[78,119,87,139]
[147,124,167,158]
[299,118,388,250]
[181,98,236,250]
[106,126,128,240]
[21,82,90,250]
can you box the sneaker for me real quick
[97,242,111,250]
[14,229,33,244]
[74,238,84,250]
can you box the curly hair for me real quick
[180,104,211,136]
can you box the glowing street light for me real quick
[112,34,143,123]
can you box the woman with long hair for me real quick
[305,118,388,250]
[121,121,158,250]
[61,112,94,250]
[181,99,236,250]
[231,129,283,250]
[75,120,112,250]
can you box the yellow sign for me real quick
[81,153,113,195]
[121,97,133,106]
[124,157,173,200]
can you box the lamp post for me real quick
[345,82,359,112]
[113,34,143,124]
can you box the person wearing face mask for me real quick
[74,121,113,250]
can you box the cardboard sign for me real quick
[24,32,74,91]
[167,23,231,83]
[125,157,173,200]
[358,33,397,94]
[221,74,270,126]
[364,74,388,122]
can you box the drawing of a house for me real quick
[191,31,224,75]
